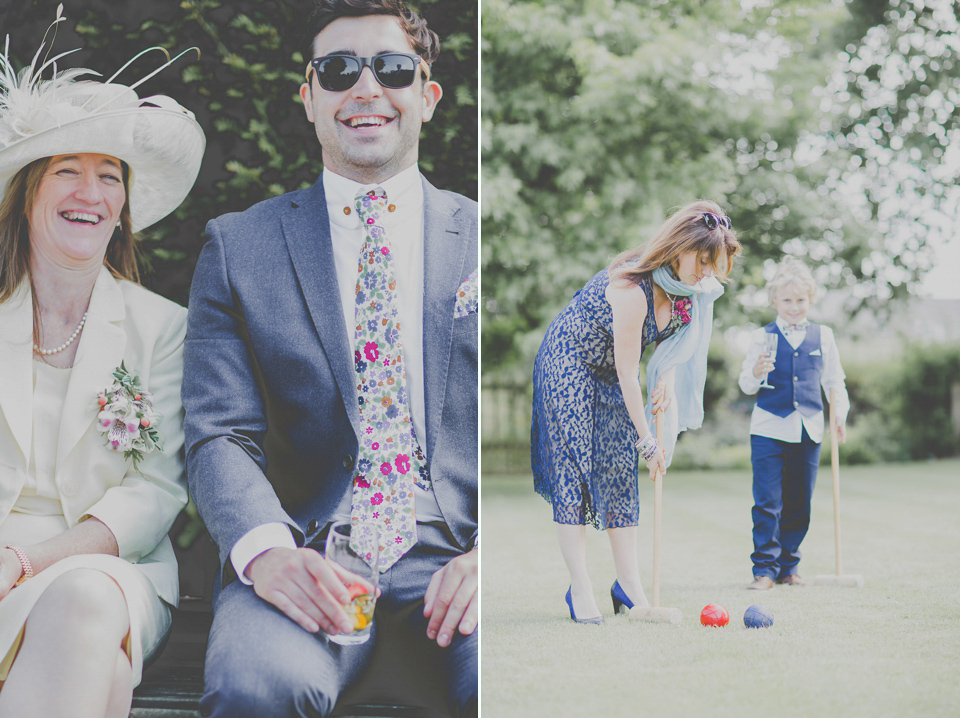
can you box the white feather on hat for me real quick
[0,6,206,232]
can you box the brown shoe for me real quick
[776,574,805,586]
[747,576,774,590]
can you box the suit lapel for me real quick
[0,283,36,462]
[57,267,126,470]
[281,180,362,436]
[421,178,469,459]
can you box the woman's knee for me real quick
[31,568,129,640]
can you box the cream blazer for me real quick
[0,266,188,606]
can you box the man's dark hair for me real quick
[301,0,441,69]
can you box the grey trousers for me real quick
[198,523,478,718]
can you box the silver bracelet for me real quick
[635,434,658,461]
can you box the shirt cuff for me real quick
[230,522,298,585]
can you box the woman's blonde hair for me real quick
[0,156,140,339]
[766,256,817,306]
[607,200,741,285]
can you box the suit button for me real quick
[794,376,799,381]
[794,401,799,407]
[794,351,799,357]
[307,519,319,534]
[342,454,355,470]
[61,481,76,496]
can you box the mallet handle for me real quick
[829,387,843,575]
[652,409,664,609]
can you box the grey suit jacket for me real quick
[182,175,478,588]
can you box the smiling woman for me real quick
[28,155,128,274]
[0,9,205,718]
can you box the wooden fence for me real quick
[481,381,533,475]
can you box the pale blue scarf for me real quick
[645,267,724,465]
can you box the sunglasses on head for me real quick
[702,212,732,230]
[306,53,429,92]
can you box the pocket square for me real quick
[454,269,478,318]
[810,349,822,356]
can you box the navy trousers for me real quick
[199,523,478,718]
[750,429,821,580]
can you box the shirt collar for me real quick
[324,164,423,230]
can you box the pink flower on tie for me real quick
[355,476,370,489]
[366,218,375,224]
[381,247,390,256]
[372,442,380,450]
[395,536,403,544]
[395,454,410,474]
[371,493,383,505]
[364,342,379,362]
[380,462,393,476]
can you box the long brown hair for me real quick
[608,200,741,285]
[0,156,140,339]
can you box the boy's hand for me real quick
[650,383,674,415]
[836,422,847,444]
[753,353,775,378]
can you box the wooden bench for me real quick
[131,517,450,718]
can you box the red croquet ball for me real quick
[700,603,730,627]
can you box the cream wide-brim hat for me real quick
[0,79,205,233]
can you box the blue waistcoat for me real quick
[756,323,823,418]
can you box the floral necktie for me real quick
[350,187,429,571]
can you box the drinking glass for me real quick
[758,333,778,389]
[324,521,378,645]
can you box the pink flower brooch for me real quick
[667,297,693,333]
[96,361,162,470]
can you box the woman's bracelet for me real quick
[5,545,33,586]
[635,434,659,462]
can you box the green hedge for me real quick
[3,0,477,306]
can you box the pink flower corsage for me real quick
[95,361,163,471]
[667,297,693,332]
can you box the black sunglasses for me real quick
[702,212,732,230]
[306,53,428,92]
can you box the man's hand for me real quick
[246,547,356,635]
[423,548,478,647]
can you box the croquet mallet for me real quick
[630,406,683,624]
[814,387,864,587]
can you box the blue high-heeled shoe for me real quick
[565,587,603,624]
[611,580,634,615]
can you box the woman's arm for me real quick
[605,280,667,479]
[0,517,118,600]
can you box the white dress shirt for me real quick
[738,317,849,444]
[231,165,444,583]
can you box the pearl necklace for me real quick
[33,311,88,356]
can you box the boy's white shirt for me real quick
[738,317,850,444]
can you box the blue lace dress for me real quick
[531,269,677,529]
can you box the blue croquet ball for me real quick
[743,604,774,628]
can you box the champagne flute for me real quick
[758,333,778,389]
[324,521,378,645]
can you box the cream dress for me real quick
[0,361,171,686]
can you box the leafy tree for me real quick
[481,0,951,372]
[2,0,477,305]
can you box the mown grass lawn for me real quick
[480,459,960,718]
